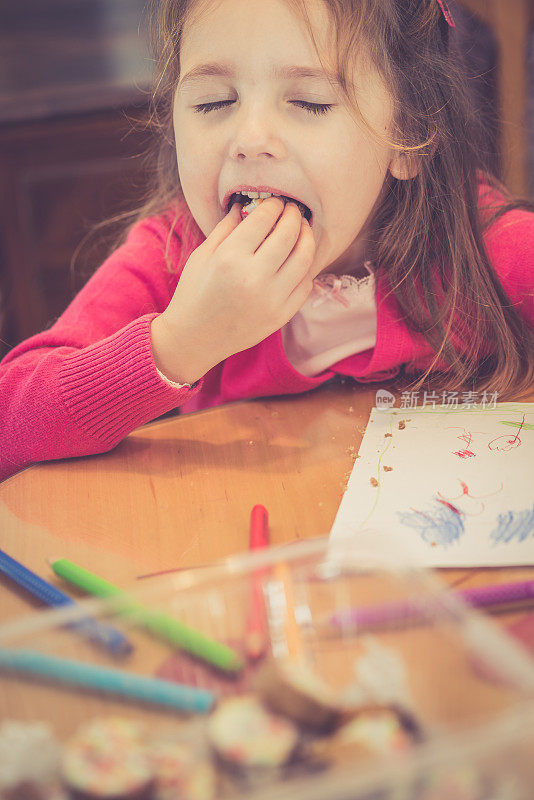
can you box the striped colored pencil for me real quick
[272,560,305,662]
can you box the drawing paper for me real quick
[330,404,534,567]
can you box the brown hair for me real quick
[115,0,534,398]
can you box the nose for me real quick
[229,101,286,161]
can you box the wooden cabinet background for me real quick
[0,0,153,357]
[0,111,152,353]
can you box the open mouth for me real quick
[227,191,312,223]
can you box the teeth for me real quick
[239,190,278,199]
[230,189,312,223]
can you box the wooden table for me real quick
[0,383,378,585]
[2,381,533,587]
[0,383,533,778]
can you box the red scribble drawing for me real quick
[446,427,483,458]
[435,497,462,515]
[454,448,475,459]
[488,414,525,452]
[437,480,504,517]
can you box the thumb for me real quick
[201,202,242,253]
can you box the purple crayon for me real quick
[329,579,534,631]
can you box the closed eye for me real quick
[290,100,333,115]
[192,100,333,115]
[193,100,234,114]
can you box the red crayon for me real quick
[249,504,269,550]
[245,505,269,661]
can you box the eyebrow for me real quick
[178,62,340,90]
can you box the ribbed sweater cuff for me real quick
[60,314,201,446]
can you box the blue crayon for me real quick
[0,549,132,656]
[0,648,215,713]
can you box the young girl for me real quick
[1,0,533,481]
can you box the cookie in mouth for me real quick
[228,190,312,222]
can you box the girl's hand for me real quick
[151,197,316,385]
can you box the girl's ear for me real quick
[388,151,421,180]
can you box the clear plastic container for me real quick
[0,536,533,799]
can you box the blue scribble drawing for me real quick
[397,499,465,548]
[490,504,534,545]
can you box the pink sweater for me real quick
[1,191,533,481]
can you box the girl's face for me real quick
[173,0,401,276]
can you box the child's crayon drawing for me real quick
[488,414,526,452]
[447,427,479,458]
[437,479,503,516]
[330,404,534,567]
[397,500,465,548]
[500,420,534,431]
[490,505,534,546]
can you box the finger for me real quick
[232,196,285,252]
[285,259,315,317]
[254,202,305,267]
[275,216,316,295]
[202,202,242,253]
[287,272,314,315]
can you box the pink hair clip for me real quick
[436,0,455,27]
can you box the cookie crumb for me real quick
[384,433,392,438]
[398,421,406,430]
[370,477,379,487]
[383,466,393,472]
